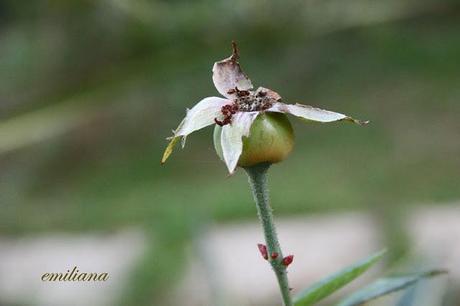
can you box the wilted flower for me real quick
[162,42,367,173]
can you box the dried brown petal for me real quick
[256,86,282,101]
[212,42,253,98]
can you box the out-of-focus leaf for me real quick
[396,282,418,306]
[336,270,447,306]
[293,250,386,306]
[0,97,99,154]
[396,268,449,306]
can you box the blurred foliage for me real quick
[0,0,459,305]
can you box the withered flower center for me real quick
[234,88,275,112]
[215,88,276,126]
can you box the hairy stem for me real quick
[245,163,293,306]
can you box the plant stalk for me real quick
[245,163,293,306]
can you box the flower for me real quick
[161,42,368,173]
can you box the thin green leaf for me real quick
[293,250,386,306]
[396,282,418,306]
[336,270,447,306]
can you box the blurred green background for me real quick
[0,0,459,305]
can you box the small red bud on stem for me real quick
[282,255,294,267]
[271,252,279,259]
[257,243,268,260]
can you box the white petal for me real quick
[175,97,231,137]
[220,112,258,173]
[161,97,230,164]
[212,44,253,98]
[268,102,368,125]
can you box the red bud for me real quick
[282,255,294,267]
[257,243,268,260]
[271,252,279,259]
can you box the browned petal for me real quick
[255,86,282,101]
[212,42,253,98]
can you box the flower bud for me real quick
[213,113,294,168]
[257,243,268,260]
[282,255,294,267]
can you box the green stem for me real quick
[245,163,293,306]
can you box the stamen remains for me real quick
[215,104,238,126]
[214,88,276,126]
[235,88,274,112]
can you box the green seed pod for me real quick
[214,112,294,168]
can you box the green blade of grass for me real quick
[294,249,386,306]
[336,270,447,306]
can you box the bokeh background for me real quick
[0,0,459,305]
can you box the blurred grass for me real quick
[0,1,459,305]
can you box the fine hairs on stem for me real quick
[244,162,293,306]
